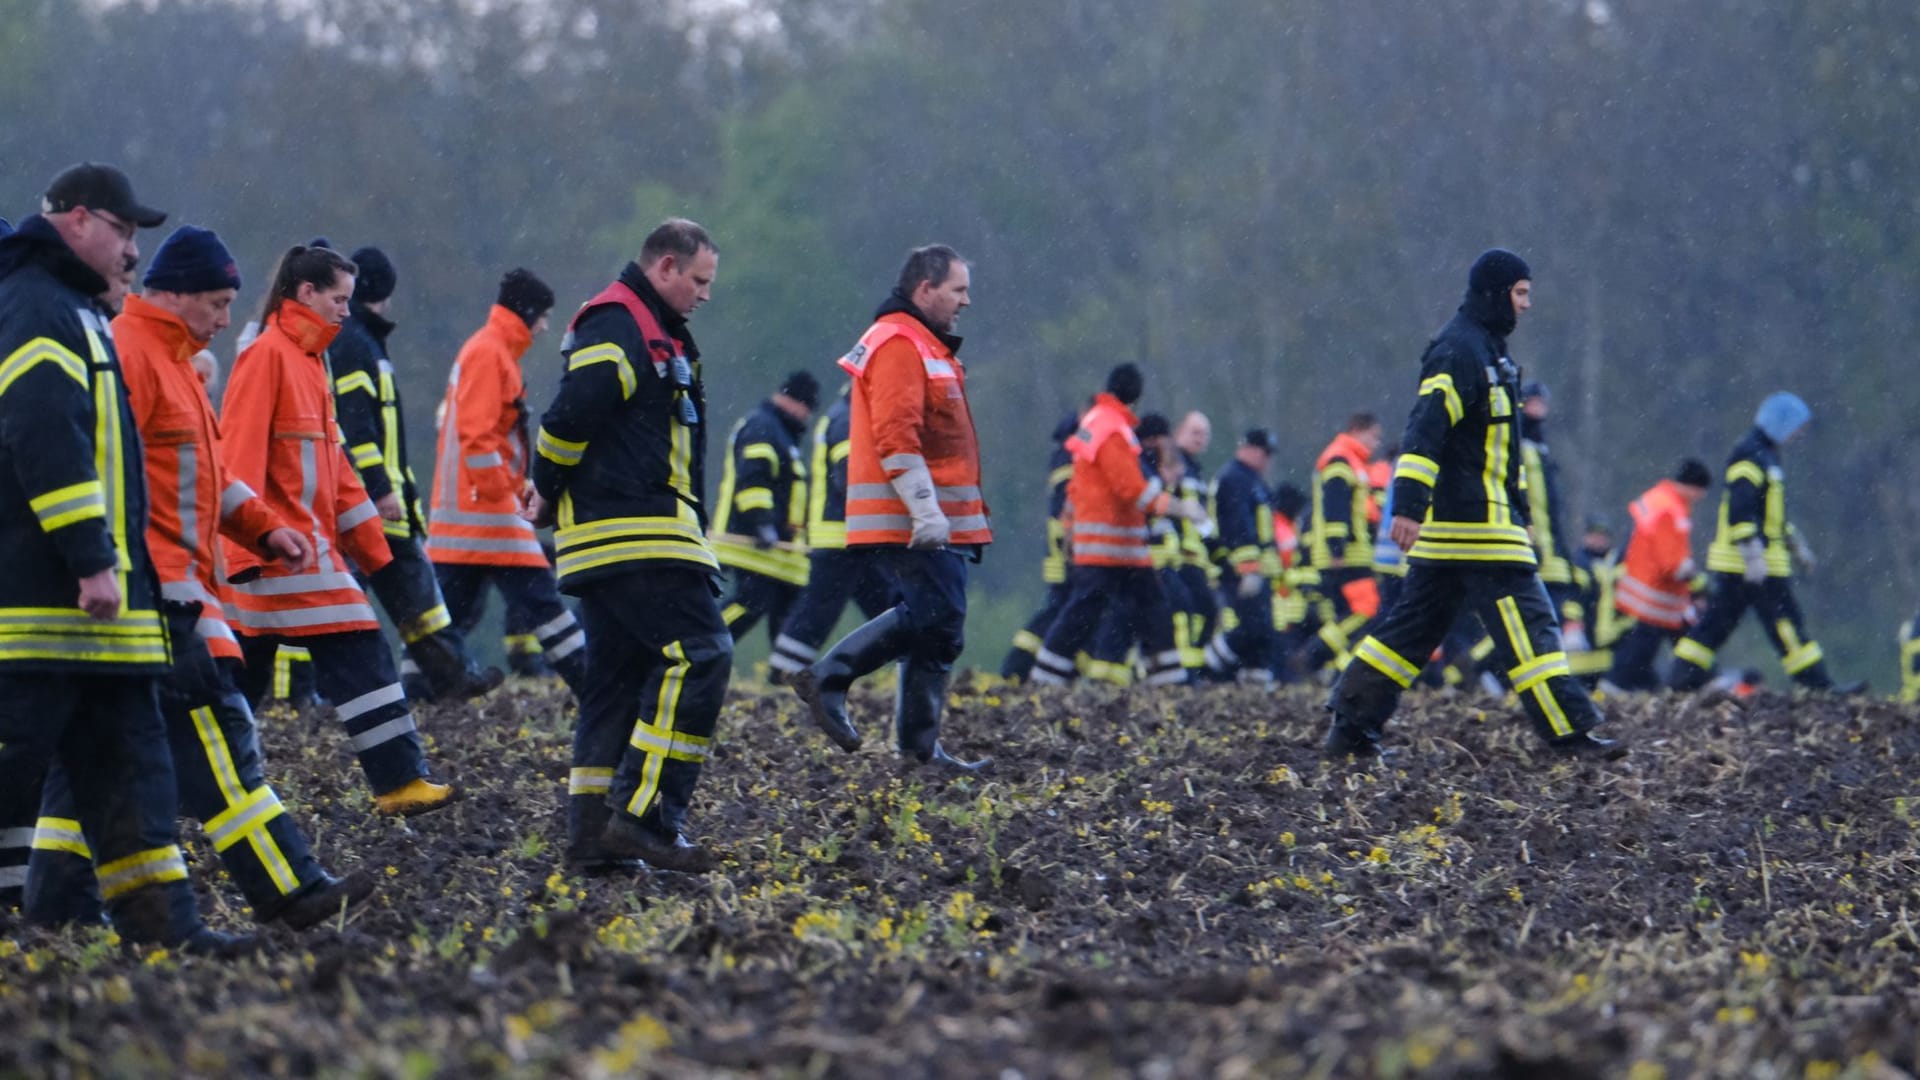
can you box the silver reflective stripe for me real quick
[880,454,926,472]
[337,683,408,723]
[197,617,236,645]
[0,866,24,890]
[0,636,167,660]
[547,630,586,660]
[0,827,33,848]
[427,535,545,555]
[1135,477,1165,510]
[338,500,378,531]
[228,603,378,630]
[220,480,255,517]
[231,571,361,596]
[946,514,989,533]
[348,714,417,752]
[437,382,463,507]
[846,514,913,532]
[161,580,221,606]
[773,634,817,662]
[535,612,576,639]
[177,443,199,586]
[1074,522,1149,538]
[434,508,536,530]
[299,437,331,563]
[205,790,283,849]
[465,452,503,469]
[1147,668,1187,686]
[937,485,980,501]
[846,483,896,502]
[1074,542,1151,560]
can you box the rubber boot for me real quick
[1323,710,1392,762]
[1545,731,1629,759]
[565,796,644,876]
[112,883,257,957]
[408,633,505,703]
[896,661,989,773]
[270,870,376,931]
[600,811,715,874]
[372,777,460,817]
[792,606,911,752]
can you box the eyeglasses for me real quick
[89,209,136,242]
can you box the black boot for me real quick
[896,660,989,773]
[565,796,645,875]
[1546,730,1629,760]
[112,884,258,957]
[792,606,911,752]
[1323,712,1392,762]
[600,811,715,874]
[271,870,377,931]
[409,633,505,702]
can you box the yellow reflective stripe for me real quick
[189,705,247,805]
[712,540,811,586]
[1726,460,1766,488]
[569,767,613,795]
[1354,637,1420,688]
[334,370,376,397]
[1674,636,1715,669]
[1508,651,1570,694]
[734,487,775,512]
[628,641,692,817]
[555,514,704,549]
[1783,639,1824,674]
[29,480,107,531]
[536,426,586,467]
[558,540,718,578]
[350,443,383,469]
[1725,521,1759,541]
[1494,596,1572,736]
[740,442,779,468]
[567,343,636,399]
[400,604,453,644]
[96,845,189,900]
[668,421,693,499]
[1415,521,1532,541]
[0,338,87,396]
[32,816,91,858]
[1419,374,1463,425]
[1392,454,1439,488]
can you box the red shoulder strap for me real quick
[570,281,681,362]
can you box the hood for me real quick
[348,299,396,343]
[1459,286,1516,339]
[0,214,110,298]
[874,288,962,354]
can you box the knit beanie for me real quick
[1469,248,1532,297]
[1135,413,1172,441]
[780,370,820,411]
[1106,363,1144,406]
[349,246,397,303]
[143,225,242,294]
[1674,458,1713,489]
[496,267,555,325]
[1753,392,1810,443]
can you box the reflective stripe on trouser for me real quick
[1206,576,1276,677]
[0,673,202,944]
[270,645,316,702]
[1293,568,1377,673]
[1669,573,1831,691]
[720,569,803,651]
[434,562,587,693]
[240,631,429,794]
[573,569,732,841]
[1002,580,1071,680]
[1035,566,1177,686]
[1331,562,1601,744]
[772,549,895,676]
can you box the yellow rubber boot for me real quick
[373,778,459,817]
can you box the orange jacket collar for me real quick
[1089,392,1139,428]
[119,293,208,360]
[269,300,341,356]
[1318,430,1374,470]
[486,303,533,358]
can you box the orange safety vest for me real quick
[115,295,288,659]
[1062,393,1169,567]
[1615,479,1695,630]
[838,312,991,547]
[427,304,547,567]
[219,301,393,637]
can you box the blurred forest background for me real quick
[3,0,1915,681]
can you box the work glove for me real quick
[1788,530,1817,575]
[1237,572,1266,600]
[754,523,780,550]
[890,464,950,550]
[1675,557,1698,584]
[1738,538,1767,584]
[1169,497,1210,529]
[1196,516,1217,541]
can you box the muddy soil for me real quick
[2,676,1917,1079]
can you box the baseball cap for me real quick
[42,163,167,229]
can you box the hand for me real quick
[1237,572,1266,599]
[77,567,121,620]
[1789,531,1816,574]
[908,513,951,550]
[522,491,555,529]
[890,465,950,550]
[1675,558,1698,583]
[1738,539,1767,584]
[1389,514,1421,553]
[754,524,780,550]
[263,527,316,571]
[374,492,404,523]
[1169,497,1210,529]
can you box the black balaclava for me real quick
[1461,248,1531,339]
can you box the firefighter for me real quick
[1607,459,1712,690]
[1078,412,1183,686]
[23,226,374,931]
[1269,481,1313,676]
[1518,381,1595,670]
[1030,370,1205,687]
[427,269,587,694]
[1326,249,1622,759]
[712,371,818,650]
[769,383,895,682]
[0,164,245,950]
[222,244,458,815]
[1201,430,1280,681]
[1290,413,1384,677]
[1669,393,1841,692]
[1171,411,1220,675]
[530,219,731,874]
[330,245,500,702]
[998,412,1079,681]
[793,244,992,771]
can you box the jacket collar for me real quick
[1089,392,1138,428]
[1324,430,1374,467]
[617,262,696,356]
[0,214,111,299]
[348,300,395,343]
[118,293,207,360]
[486,303,533,358]
[764,398,808,438]
[269,300,341,356]
[874,289,962,354]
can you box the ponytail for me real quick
[255,244,357,327]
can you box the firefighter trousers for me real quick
[24,610,328,925]
[436,563,587,692]
[1293,566,1380,673]
[1033,565,1181,686]
[1669,572,1831,690]
[770,549,894,679]
[0,673,201,942]
[1205,574,1279,682]
[366,533,487,695]
[237,630,431,795]
[1173,564,1219,672]
[1002,581,1070,680]
[1606,620,1681,691]
[570,568,732,843]
[1331,562,1601,742]
[721,569,803,653]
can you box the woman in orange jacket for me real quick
[220,245,454,815]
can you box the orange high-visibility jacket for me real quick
[1616,478,1696,630]
[115,295,288,659]
[219,301,392,637]
[1062,393,1169,567]
[838,311,991,547]
[427,304,547,567]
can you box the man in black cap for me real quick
[1201,428,1282,682]
[1325,249,1623,760]
[0,163,250,952]
[330,245,501,703]
[711,370,819,652]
